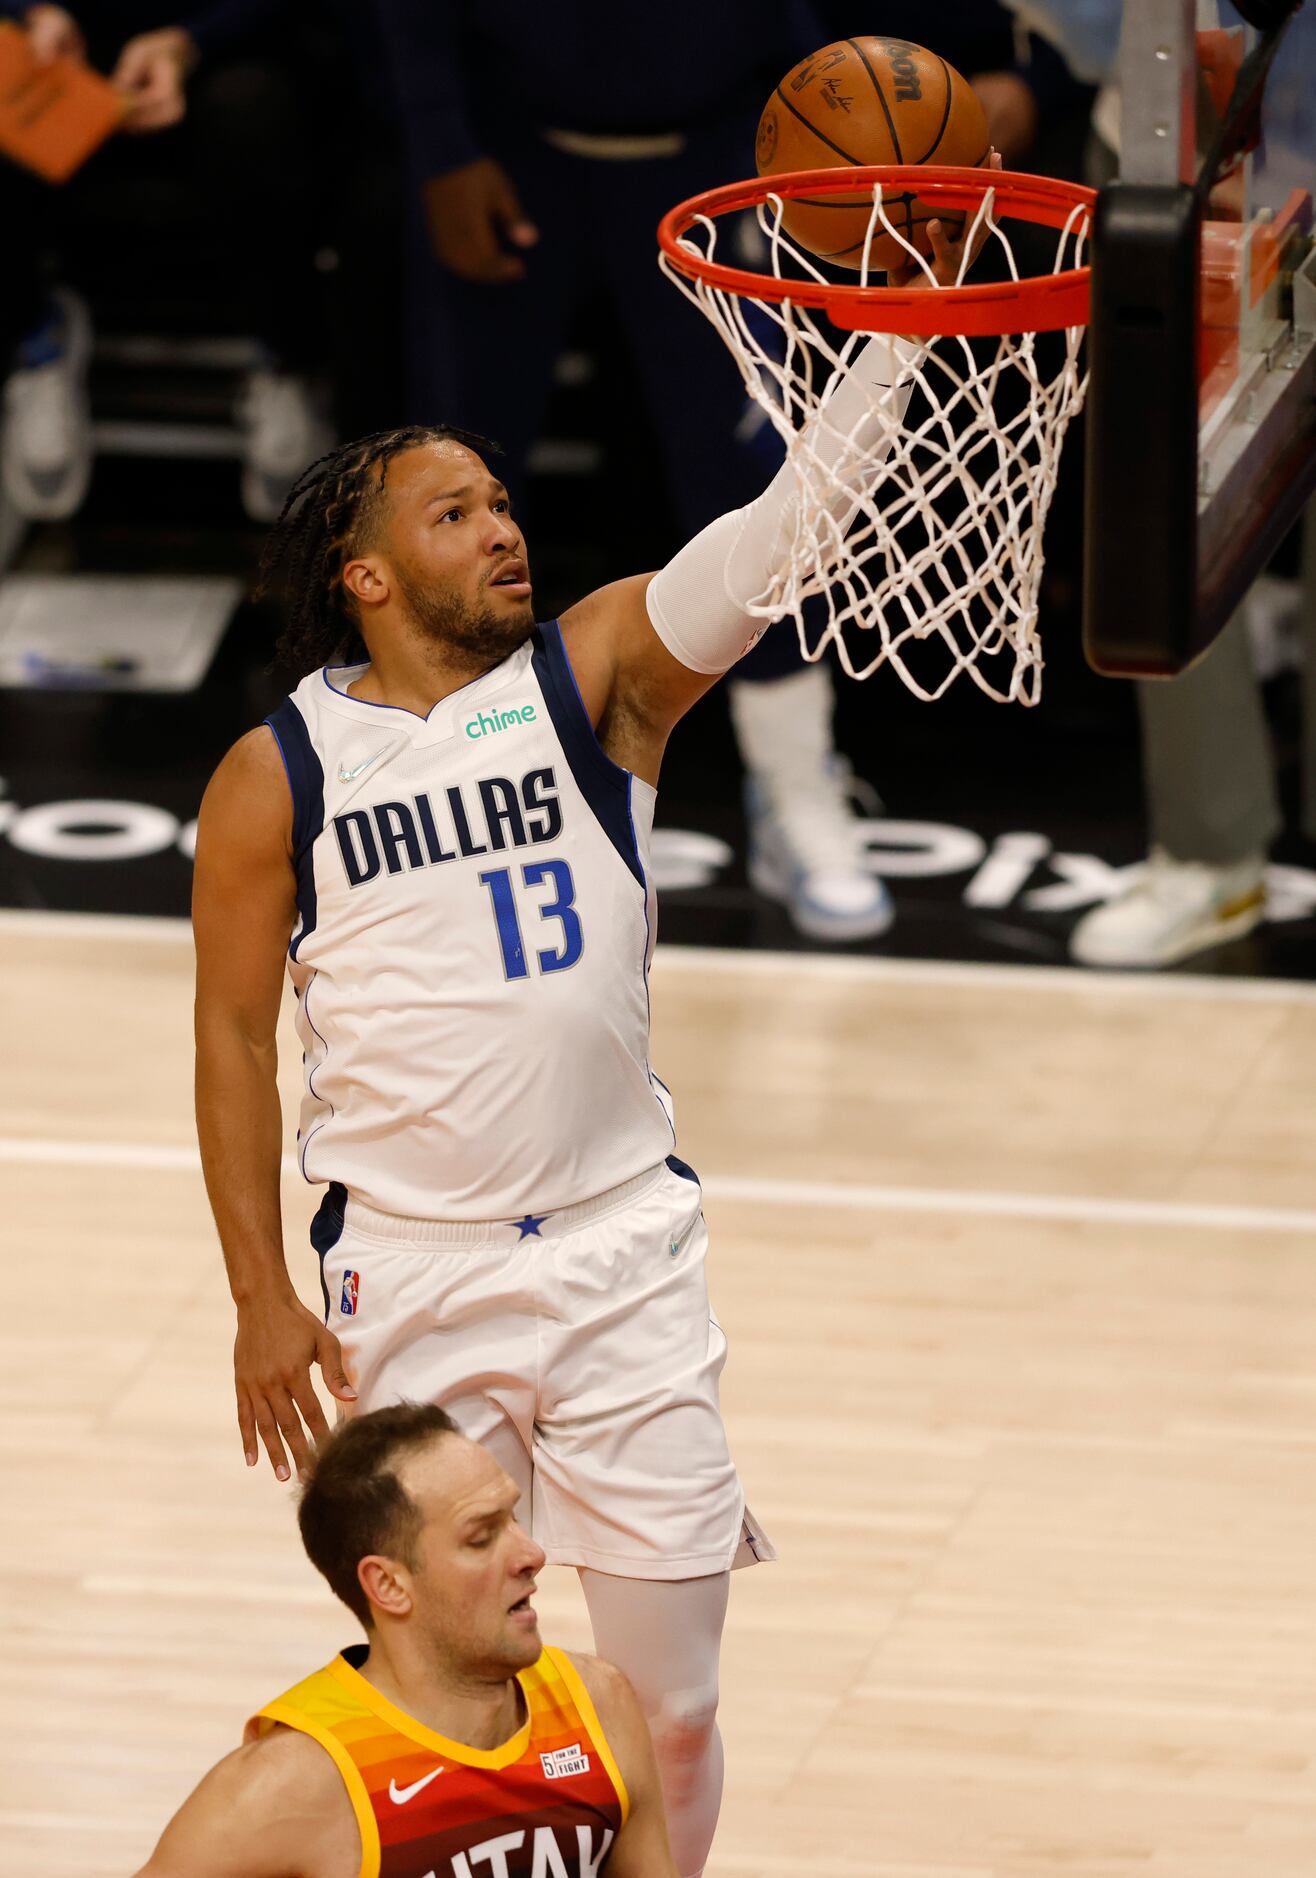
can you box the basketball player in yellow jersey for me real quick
[135,1405,676,1878]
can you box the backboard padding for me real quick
[1083,1,1316,678]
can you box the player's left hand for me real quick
[887,149,1003,290]
[111,27,196,133]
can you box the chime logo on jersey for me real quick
[465,702,538,739]
[540,1741,591,1779]
[340,1270,359,1316]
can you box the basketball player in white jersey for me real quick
[193,215,980,1878]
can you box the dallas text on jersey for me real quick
[333,766,563,888]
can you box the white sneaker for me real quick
[745,757,894,941]
[730,663,893,941]
[1069,847,1267,967]
[237,370,332,522]
[1,289,92,520]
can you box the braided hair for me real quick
[256,424,500,675]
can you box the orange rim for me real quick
[657,166,1094,337]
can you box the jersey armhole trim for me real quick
[548,1648,632,1830]
[263,718,295,797]
[533,620,629,788]
[254,1702,381,1878]
[530,622,645,891]
[264,698,325,961]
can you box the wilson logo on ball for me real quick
[883,41,923,103]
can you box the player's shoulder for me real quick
[559,573,656,657]
[210,1726,356,1856]
[209,1723,349,1816]
[558,574,656,696]
[561,1650,640,1730]
[559,1652,667,1842]
[196,724,293,845]
[217,722,288,784]
[133,1727,355,1878]
[244,1718,348,1785]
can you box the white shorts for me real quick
[312,1157,775,1580]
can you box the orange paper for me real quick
[0,21,125,183]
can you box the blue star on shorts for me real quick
[513,1213,547,1240]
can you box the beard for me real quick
[394,565,535,667]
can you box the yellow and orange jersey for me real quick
[247,1643,628,1878]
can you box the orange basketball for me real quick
[755,37,991,273]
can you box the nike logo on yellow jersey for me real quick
[389,1765,444,1804]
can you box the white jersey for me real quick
[265,623,675,1220]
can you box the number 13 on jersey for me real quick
[479,860,583,979]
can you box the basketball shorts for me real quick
[312,1156,775,1580]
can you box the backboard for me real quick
[1084,0,1316,676]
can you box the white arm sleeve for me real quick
[645,334,918,675]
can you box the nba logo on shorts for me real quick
[340,1270,359,1316]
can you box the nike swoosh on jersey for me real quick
[389,1767,444,1804]
[337,751,386,782]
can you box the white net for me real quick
[660,181,1090,705]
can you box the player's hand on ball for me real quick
[887,149,1003,290]
[423,156,540,284]
[234,1294,356,1481]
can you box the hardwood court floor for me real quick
[4,913,1316,1878]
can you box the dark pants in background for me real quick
[406,114,803,680]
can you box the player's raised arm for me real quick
[132,1728,355,1877]
[192,727,355,1482]
[556,319,913,781]
[569,1654,681,1878]
[560,174,999,779]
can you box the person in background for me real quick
[818,2,1093,170]
[378,3,1094,944]
[374,0,915,943]
[0,0,331,523]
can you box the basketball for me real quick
[755,37,991,272]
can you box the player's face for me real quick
[401,1436,545,1676]
[380,442,535,664]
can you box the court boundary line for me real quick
[653,943,1316,1006]
[4,907,1316,1005]
[3,1135,1313,1235]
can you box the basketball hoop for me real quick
[657,166,1094,704]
